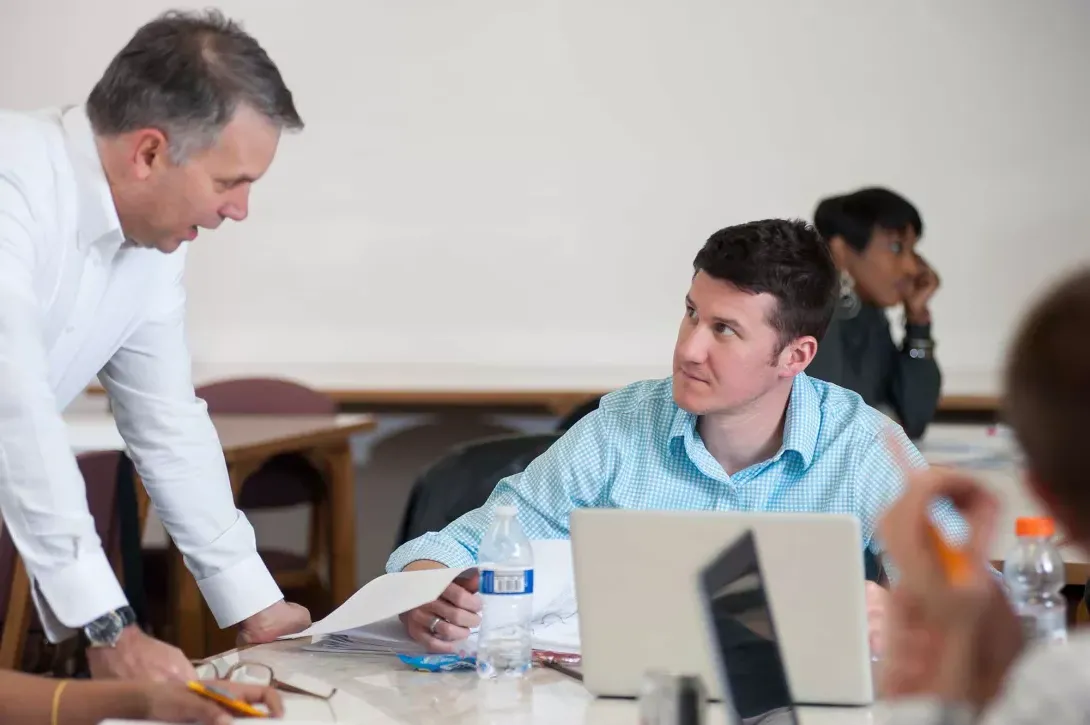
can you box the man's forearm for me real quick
[402,560,448,572]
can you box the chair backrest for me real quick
[197,379,335,511]
[556,396,603,431]
[196,378,336,415]
[80,450,125,562]
[395,432,563,548]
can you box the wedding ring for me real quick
[428,615,442,635]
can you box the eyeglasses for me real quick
[194,660,337,700]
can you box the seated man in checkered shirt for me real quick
[388,218,968,655]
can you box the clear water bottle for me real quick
[477,505,534,679]
[1003,516,1067,647]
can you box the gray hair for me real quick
[87,9,303,161]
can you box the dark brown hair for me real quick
[694,219,839,349]
[1004,267,1090,518]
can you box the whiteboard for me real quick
[3,0,1089,393]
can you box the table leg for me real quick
[327,441,357,606]
[172,547,205,658]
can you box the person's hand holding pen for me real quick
[143,680,283,724]
[877,431,1023,707]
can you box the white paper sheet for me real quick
[297,540,581,654]
[279,565,476,639]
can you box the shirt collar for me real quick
[779,373,819,469]
[61,105,125,252]
[667,373,820,469]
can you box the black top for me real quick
[807,303,941,439]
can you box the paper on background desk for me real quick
[298,540,581,654]
[917,425,1022,470]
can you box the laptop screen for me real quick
[699,530,796,724]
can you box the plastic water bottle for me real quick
[1003,516,1067,647]
[477,505,534,679]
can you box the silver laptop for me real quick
[570,509,874,706]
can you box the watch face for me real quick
[85,610,124,646]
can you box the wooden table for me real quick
[86,361,1003,415]
[66,412,375,659]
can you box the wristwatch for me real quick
[81,605,137,648]
[903,323,935,360]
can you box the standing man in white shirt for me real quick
[0,10,311,680]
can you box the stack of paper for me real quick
[283,540,581,657]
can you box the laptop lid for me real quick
[699,529,796,724]
[570,509,872,704]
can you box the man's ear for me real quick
[779,336,818,376]
[127,129,171,181]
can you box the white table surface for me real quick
[137,639,877,725]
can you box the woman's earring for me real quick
[838,272,861,318]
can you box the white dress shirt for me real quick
[0,105,282,642]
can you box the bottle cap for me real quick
[1016,517,1055,538]
[494,505,517,517]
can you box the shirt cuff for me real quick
[31,546,128,643]
[905,322,933,340]
[195,551,283,628]
[386,533,477,573]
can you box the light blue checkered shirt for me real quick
[386,373,968,573]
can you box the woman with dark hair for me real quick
[807,187,941,439]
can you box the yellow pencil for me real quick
[186,681,268,718]
[926,523,971,585]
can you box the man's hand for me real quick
[398,562,482,653]
[238,600,312,645]
[904,253,940,325]
[864,581,889,658]
[87,626,197,681]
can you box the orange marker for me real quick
[186,681,268,718]
[926,523,971,585]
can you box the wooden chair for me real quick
[142,378,340,651]
[0,450,126,671]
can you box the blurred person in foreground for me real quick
[879,267,1090,723]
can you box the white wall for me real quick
[3,1,1088,387]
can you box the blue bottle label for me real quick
[479,567,533,595]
